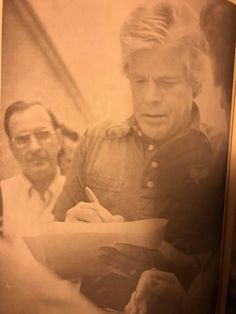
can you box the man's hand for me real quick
[125,268,185,314]
[65,201,124,223]
[112,242,200,288]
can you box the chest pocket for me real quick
[86,174,122,215]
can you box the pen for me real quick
[85,186,100,204]
[85,186,124,223]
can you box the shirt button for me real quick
[151,161,158,168]
[148,144,154,151]
[147,181,154,188]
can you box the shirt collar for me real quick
[47,168,65,197]
[130,103,211,144]
[27,168,65,202]
[189,103,212,144]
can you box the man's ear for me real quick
[55,128,64,149]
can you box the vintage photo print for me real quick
[0,1,236,313]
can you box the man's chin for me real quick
[25,164,55,180]
[140,124,168,142]
[32,163,50,173]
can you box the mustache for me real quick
[25,150,48,162]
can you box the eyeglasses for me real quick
[11,129,54,148]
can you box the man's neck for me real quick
[25,171,57,194]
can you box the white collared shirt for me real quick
[1,171,65,236]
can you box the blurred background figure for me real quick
[200,0,236,124]
[201,1,236,313]
[1,101,65,235]
[0,236,105,314]
[58,124,79,176]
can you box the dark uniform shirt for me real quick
[53,105,227,255]
[53,105,227,311]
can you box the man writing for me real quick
[53,0,227,312]
[1,101,65,235]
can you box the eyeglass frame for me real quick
[10,128,56,149]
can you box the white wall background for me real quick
[1,0,228,179]
[29,0,227,127]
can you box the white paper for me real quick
[24,219,167,279]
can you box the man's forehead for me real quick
[127,47,186,77]
[9,105,54,135]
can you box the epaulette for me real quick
[105,119,132,138]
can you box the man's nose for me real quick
[145,81,163,104]
[28,135,41,150]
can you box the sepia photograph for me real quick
[0,0,236,313]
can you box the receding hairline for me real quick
[4,101,59,138]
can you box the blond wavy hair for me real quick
[120,0,209,97]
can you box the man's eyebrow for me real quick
[34,127,52,130]
[16,127,52,135]
[128,73,147,79]
[155,75,184,81]
[128,73,184,80]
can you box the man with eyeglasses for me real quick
[1,101,65,235]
